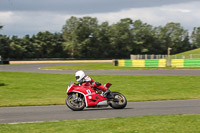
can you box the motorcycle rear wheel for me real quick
[110,92,127,109]
[66,94,85,111]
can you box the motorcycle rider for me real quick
[75,70,114,99]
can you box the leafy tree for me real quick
[0,17,197,59]
[52,33,65,58]
[108,18,134,58]
[0,35,10,59]
[36,32,64,58]
[156,22,190,54]
[132,20,156,54]
[21,35,35,58]
[62,16,98,58]
[9,36,26,58]
[93,21,112,58]
[62,16,83,58]
[191,27,200,48]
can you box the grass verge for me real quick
[0,114,200,133]
[41,63,200,70]
[171,48,200,59]
[0,72,200,107]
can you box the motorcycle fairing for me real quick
[70,86,107,107]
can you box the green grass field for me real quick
[177,48,200,55]
[171,48,200,59]
[1,49,199,131]
[0,72,200,107]
[0,114,200,133]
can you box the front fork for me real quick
[72,93,82,102]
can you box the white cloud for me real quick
[1,1,200,36]
[0,11,70,36]
[161,8,191,13]
[86,1,200,30]
[0,11,21,24]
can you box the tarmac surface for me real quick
[1,63,200,76]
[0,99,200,124]
[0,63,200,123]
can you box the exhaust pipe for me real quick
[97,100,108,106]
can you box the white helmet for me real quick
[75,70,85,82]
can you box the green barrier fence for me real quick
[116,59,166,67]
[125,60,132,67]
[145,60,159,67]
[115,59,200,67]
[184,59,200,67]
[171,59,200,67]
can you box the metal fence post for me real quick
[167,47,172,66]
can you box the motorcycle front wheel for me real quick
[110,92,127,109]
[66,94,85,111]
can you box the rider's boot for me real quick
[104,88,114,99]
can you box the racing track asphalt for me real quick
[0,63,200,123]
[1,63,200,76]
[0,99,200,124]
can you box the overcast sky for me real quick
[0,0,200,37]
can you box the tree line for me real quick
[1,16,200,59]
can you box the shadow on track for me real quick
[82,107,133,112]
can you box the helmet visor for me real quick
[76,76,80,80]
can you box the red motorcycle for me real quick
[65,81,127,111]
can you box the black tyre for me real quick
[66,94,85,111]
[110,92,127,109]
